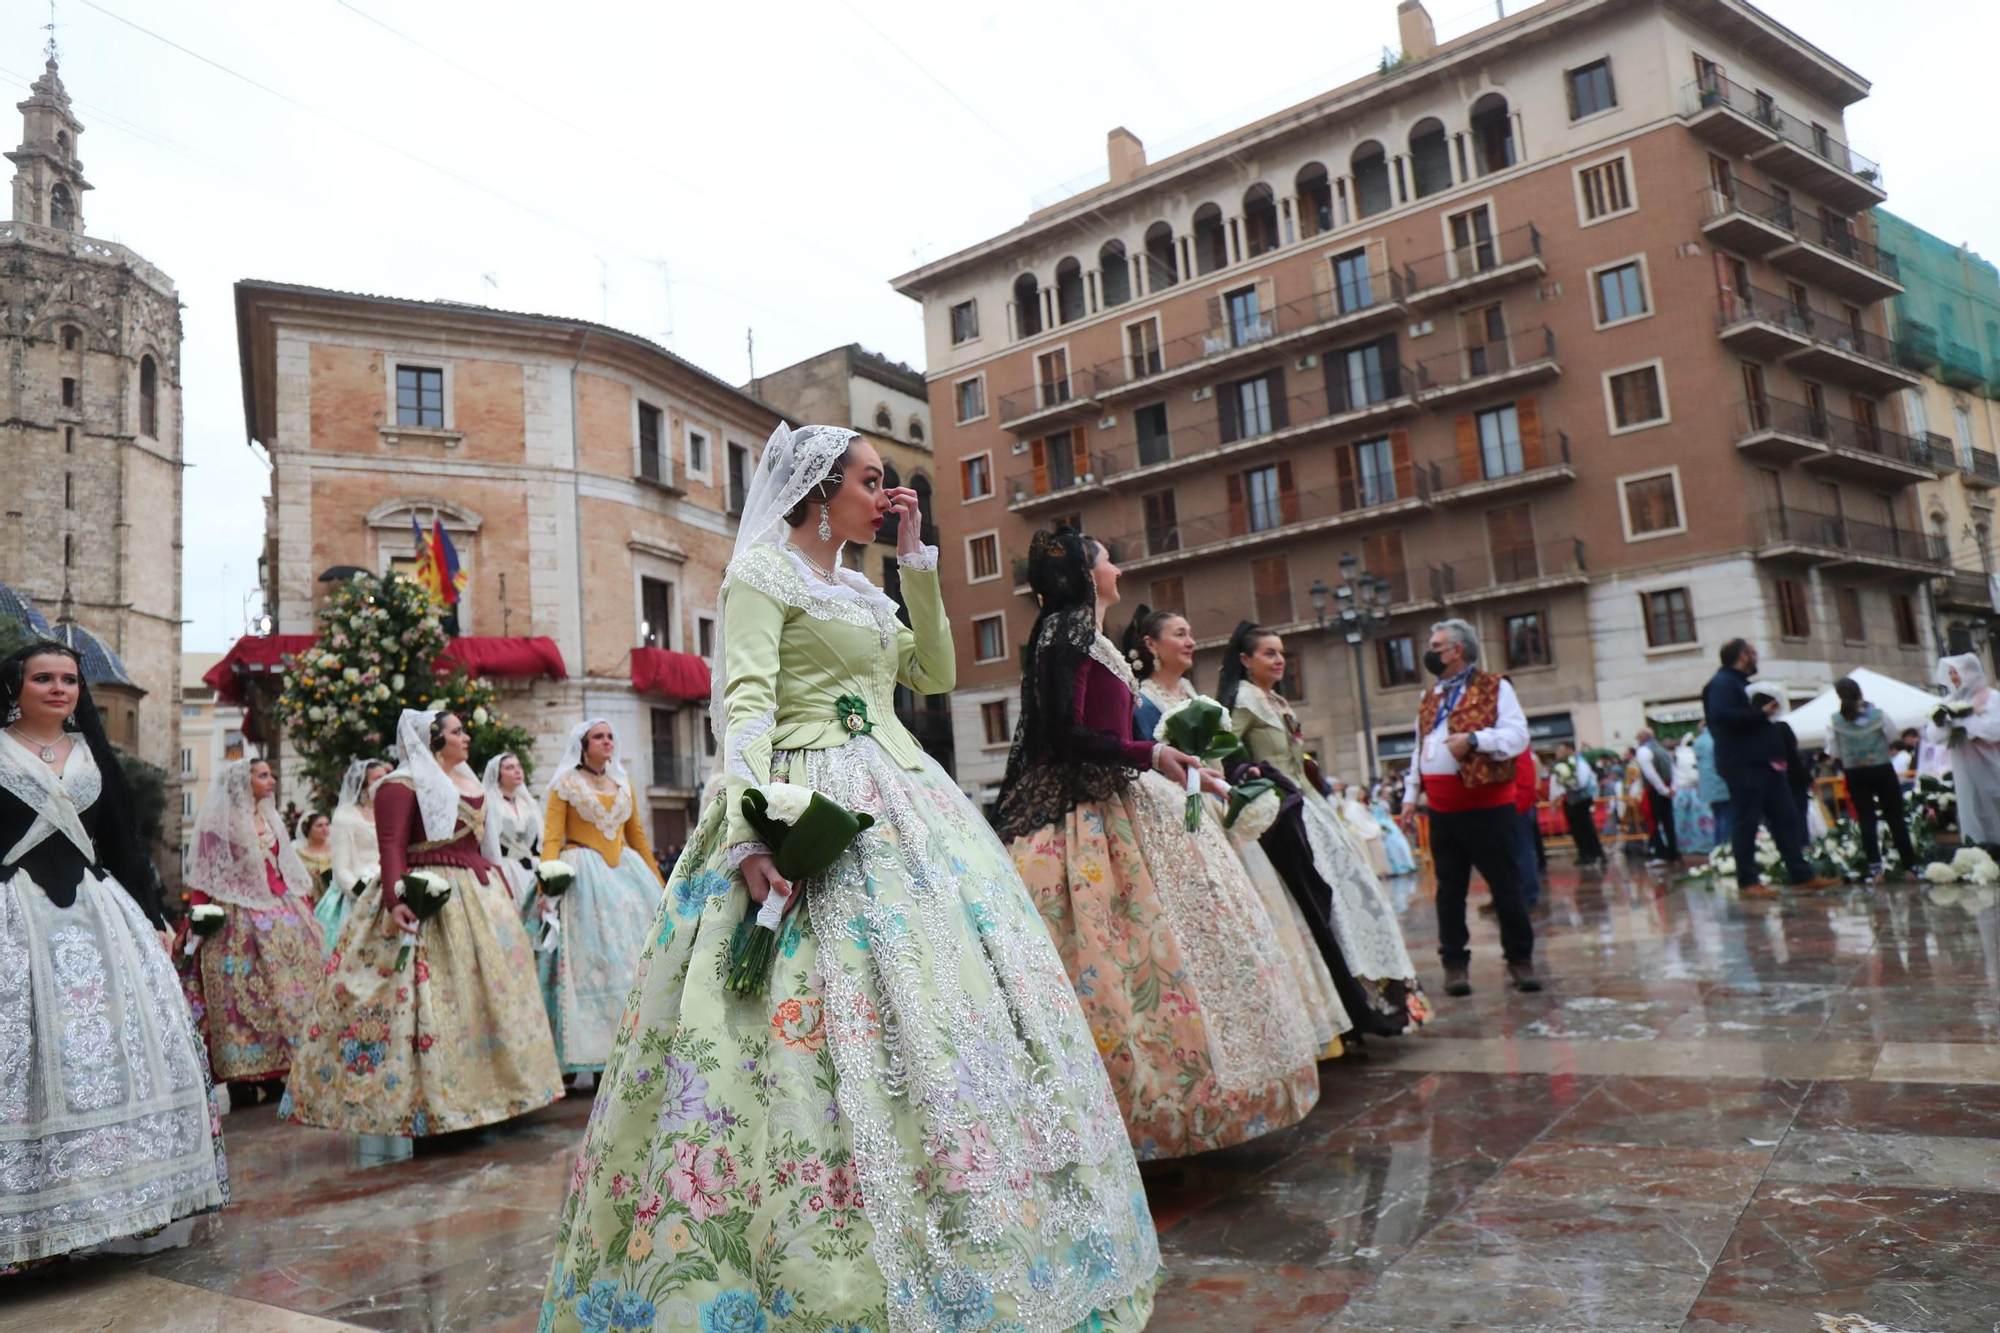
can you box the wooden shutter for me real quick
[959,457,973,495]
[1226,472,1247,537]
[1252,555,1292,626]
[1488,504,1535,558]
[1217,382,1239,443]
[1517,398,1544,469]
[1205,293,1226,344]
[1267,368,1289,429]
[1391,430,1414,499]
[1565,67,1580,119]
[1071,424,1091,478]
[1256,275,1276,328]
[1455,413,1481,482]
[1277,460,1301,524]
[1030,438,1048,495]
[1334,443,1358,511]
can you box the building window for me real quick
[1470,92,1515,174]
[1777,579,1810,638]
[180,746,195,776]
[950,299,979,344]
[62,325,79,351]
[1332,248,1374,314]
[1352,141,1391,218]
[651,708,679,787]
[63,534,72,568]
[1576,156,1634,222]
[973,615,1007,664]
[50,182,73,231]
[1244,465,1284,532]
[967,533,1001,583]
[696,615,715,658]
[1642,587,1696,647]
[1378,634,1418,687]
[1448,205,1498,275]
[1143,489,1179,554]
[640,576,673,649]
[1230,374,1275,440]
[1607,363,1667,431]
[686,428,708,475]
[1251,555,1292,626]
[1297,164,1333,237]
[1505,611,1551,667]
[1567,58,1617,119]
[875,406,893,431]
[1225,284,1267,348]
[726,442,749,515]
[1193,204,1227,275]
[139,355,158,437]
[1354,436,1397,506]
[61,377,76,408]
[1279,655,1307,703]
[909,417,923,443]
[1127,319,1164,379]
[637,402,664,481]
[954,376,985,423]
[1894,593,1921,647]
[64,473,72,509]
[1830,587,1865,643]
[64,426,73,453]
[181,791,195,820]
[1593,259,1649,325]
[1477,405,1523,478]
[1409,117,1451,198]
[1621,470,1684,539]
[981,699,1011,747]
[1144,221,1178,290]
[961,452,993,501]
[1135,402,1171,467]
[395,365,444,428]
[1149,576,1185,611]
[1099,241,1131,307]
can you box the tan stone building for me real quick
[234,282,789,850]
[749,343,955,775]
[0,57,183,784]
[897,0,1934,799]
[176,651,246,882]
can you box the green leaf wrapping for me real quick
[1162,697,1245,767]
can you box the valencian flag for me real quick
[408,514,467,632]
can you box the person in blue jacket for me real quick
[1701,638,1839,897]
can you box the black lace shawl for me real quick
[992,530,1137,844]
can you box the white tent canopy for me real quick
[1780,667,1942,749]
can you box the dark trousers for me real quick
[1846,763,1918,869]
[1711,800,1733,848]
[1645,788,1680,861]
[1723,765,1812,884]
[1512,809,1541,908]
[1430,802,1535,969]
[1564,797,1604,863]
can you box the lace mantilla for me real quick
[0,735,101,866]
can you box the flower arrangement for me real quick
[394,870,454,971]
[1934,701,1976,749]
[182,903,226,955]
[536,859,577,898]
[1552,758,1578,789]
[726,782,876,996]
[1223,780,1282,842]
[274,571,534,809]
[1154,695,1246,830]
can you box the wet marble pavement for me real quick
[5,859,2000,1332]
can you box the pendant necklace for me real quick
[8,726,62,764]
[785,542,841,582]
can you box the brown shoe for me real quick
[1738,882,1780,898]
[1795,875,1843,893]
[1477,900,1499,917]
[1444,968,1472,997]
[1506,960,1543,993]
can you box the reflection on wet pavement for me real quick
[4,861,1998,1332]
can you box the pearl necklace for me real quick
[784,541,844,582]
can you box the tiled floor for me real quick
[7,859,1999,1332]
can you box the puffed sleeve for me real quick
[374,780,416,914]
[722,577,789,853]
[622,790,663,886]
[893,556,955,695]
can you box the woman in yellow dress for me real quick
[535,720,663,1076]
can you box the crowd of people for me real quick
[12,419,2000,1333]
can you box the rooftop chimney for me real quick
[1107,127,1146,186]
[1397,0,1437,61]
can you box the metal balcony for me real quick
[996,364,1103,433]
[1415,326,1560,407]
[1104,471,1433,577]
[1429,430,1576,505]
[1768,215,1903,304]
[1004,450,1119,513]
[1683,73,1788,155]
[1936,569,1996,613]
[1435,537,1589,607]
[1716,285,1816,359]
[1402,223,1545,311]
[1755,508,1946,575]
[1964,448,2000,489]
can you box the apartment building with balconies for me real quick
[896,0,1931,800]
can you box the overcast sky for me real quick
[6,0,1994,653]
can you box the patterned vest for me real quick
[1416,670,1515,789]
[1829,706,1895,770]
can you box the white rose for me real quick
[537,859,577,879]
[343,668,360,683]
[1952,847,1996,875]
[319,653,340,670]
[1972,863,2000,887]
[473,707,489,725]
[190,904,226,924]
[758,782,816,825]
[1924,862,1960,884]
[391,673,406,692]
[307,706,325,721]
[375,684,391,700]
[406,869,452,901]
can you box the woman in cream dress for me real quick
[1123,604,1351,1061]
[315,758,390,954]
[481,751,541,911]
[294,812,333,899]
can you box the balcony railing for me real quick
[1096,372,1415,480]
[1940,339,1993,393]
[1965,448,2000,487]
[1323,361,1417,416]
[1698,181,1900,284]
[997,364,1105,425]
[1759,508,1946,565]
[1717,288,1910,378]
[1005,450,1120,506]
[1742,395,1934,471]
[1427,429,1572,492]
[1401,222,1542,301]
[1434,537,1587,601]
[1102,471,1430,569]
[1686,71,1786,133]
[1414,325,1557,395]
[1685,74,1884,196]
[1922,433,1960,475]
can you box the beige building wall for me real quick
[176,652,246,886]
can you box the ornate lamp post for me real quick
[1311,552,1394,786]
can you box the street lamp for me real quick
[1314,555,1394,785]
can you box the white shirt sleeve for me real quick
[1471,678,1530,761]
[1402,752,1422,809]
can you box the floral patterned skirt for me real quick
[1010,772,1324,1161]
[529,845,660,1074]
[1,871,227,1265]
[191,893,323,1081]
[312,882,353,957]
[281,866,561,1136]
[1674,786,1717,855]
[540,739,1158,1333]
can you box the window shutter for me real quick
[1455,413,1481,482]
[1565,68,1580,120]
[1277,459,1301,524]
[1256,276,1276,323]
[1335,443,1358,511]
[1252,555,1292,625]
[1205,293,1226,343]
[1030,438,1048,495]
[1267,369,1290,429]
[1226,472,1247,537]
[1218,382,1239,442]
[1603,61,1617,107]
[1517,398,1544,468]
[1071,424,1091,478]
[1391,429,1414,499]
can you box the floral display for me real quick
[394,869,454,971]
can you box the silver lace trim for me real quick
[722,840,769,871]
[727,544,898,648]
[897,544,940,572]
[725,710,776,784]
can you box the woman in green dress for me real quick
[539,425,1159,1333]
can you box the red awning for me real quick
[631,647,711,702]
[205,634,569,706]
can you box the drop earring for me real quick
[4,705,18,724]
[63,713,79,732]
[817,505,833,542]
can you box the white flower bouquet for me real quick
[1223,779,1282,843]
[183,903,226,955]
[536,859,578,898]
[728,781,875,997]
[1934,701,1976,748]
[394,869,454,971]
[1553,759,1577,788]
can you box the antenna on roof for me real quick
[480,272,499,299]
[44,0,58,63]
[746,328,756,385]
[651,259,675,349]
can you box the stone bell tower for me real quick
[6,57,90,233]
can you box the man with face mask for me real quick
[1701,638,1841,897]
[1399,618,1539,996]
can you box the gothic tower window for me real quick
[140,355,158,437]
[62,325,79,350]
[50,182,72,231]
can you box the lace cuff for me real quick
[897,544,940,572]
[725,841,771,871]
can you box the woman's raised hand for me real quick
[886,487,924,558]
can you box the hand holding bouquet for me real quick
[1934,701,1975,748]
[1222,778,1281,842]
[535,859,577,897]
[726,783,876,997]
[394,870,453,971]
[182,903,226,956]
[1155,696,1246,830]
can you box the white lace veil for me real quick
[710,422,859,743]
[1938,653,1989,702]
[480,750,536,863]
[335,756,390,814]
[187,758,310,910]
[386,708,476,843]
